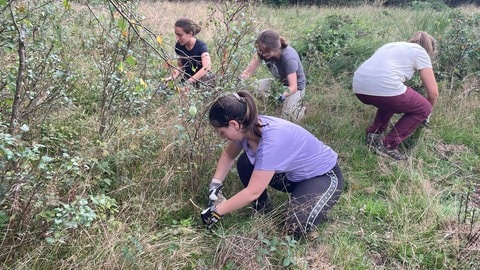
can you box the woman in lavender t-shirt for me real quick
[200,90,344,237]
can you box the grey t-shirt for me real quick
[239,116,337,182]
[263,46,306,91]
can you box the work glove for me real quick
[208,181,223,206]
[277,93,286,103]
[421,114,431,128]
[201,205,222,229]
[155,83,168,95]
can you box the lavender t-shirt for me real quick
[239,116,337,182]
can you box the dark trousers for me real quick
[237,152,344,236]
[356,87,431,149]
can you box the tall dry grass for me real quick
[3,1,479,269]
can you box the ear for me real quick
[228,120,241,130]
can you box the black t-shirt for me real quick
[175,39,209,78]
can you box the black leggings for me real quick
[237,152,344,236]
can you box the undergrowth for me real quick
[0,1,479,269]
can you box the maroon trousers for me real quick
[356,87,432,149]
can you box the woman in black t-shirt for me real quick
[164,18,213,88]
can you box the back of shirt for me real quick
[352,42,432,96]
[241,116,337,182]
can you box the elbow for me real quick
[428,89,439,105]
[245,187,264,202]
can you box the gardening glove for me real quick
[208,180,223,206]
[201,205,222,229]
[155,83,169,95]
[277,93,286,103]
[421,114,430,128]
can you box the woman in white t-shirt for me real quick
[352,31,439,160]
[201,90,344,237]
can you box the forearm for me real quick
[212,143,241,182]
[283,73,298,97]
[216,188,258,215]
[216,170,274,216]
[188,69,206,83]
[165,69,180,81]
[426,89,439,106]
[420,68,438,106]
[285,85,297,96]
[241,56,260,78]
[212,152,236,181]
[189,53,211,83]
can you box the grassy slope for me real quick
[6,2,480,269]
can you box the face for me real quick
[174,26,192,46]
[257,47,281,60]
[213,120,244,141]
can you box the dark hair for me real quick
[408,31,437,58]
[209,91,262,138]
[255,29,288,53]
[175,18,201,36]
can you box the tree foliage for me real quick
[262,0,478,7]
[0,0,479,268]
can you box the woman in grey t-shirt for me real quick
[201,91,344,237]
[241,29,306,122]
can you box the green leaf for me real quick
[188,106,197,116]
[1,147,14,160]
[62,0,71,10]
[117,18,127,31]
[125,55,136,66]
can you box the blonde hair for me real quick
[408,31,437,58]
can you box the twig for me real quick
[190,198,203,210]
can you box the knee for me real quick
[423,102,432,117]
[417,96,432,117]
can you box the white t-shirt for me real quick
[352,42,432,96]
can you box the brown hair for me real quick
[255,29,288,53]
[408,31,437,58]
[175,18,201,36]
[209,91,262,138]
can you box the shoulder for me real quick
[175,42,184,50]
[388,42,424,53]
[261,116,298,135]
[282,46,299,56]
[282,46,301,61]
[195,39,207,46]
[194,39,209,50]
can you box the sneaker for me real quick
[365,133,383,150]
[373,144,407,160]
